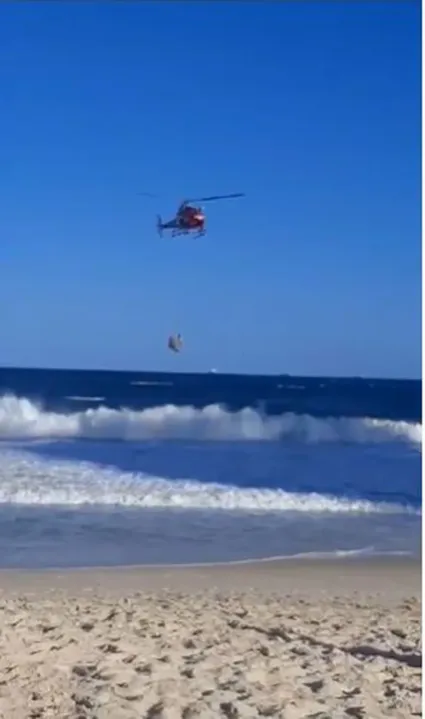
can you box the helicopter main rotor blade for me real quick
[186,193,245,203]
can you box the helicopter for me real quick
[156,193,245,238]
[168,333,183,353]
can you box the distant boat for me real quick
[209,368,218,374]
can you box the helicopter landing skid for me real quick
[170,228,206,238]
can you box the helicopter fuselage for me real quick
[159,205,206,237]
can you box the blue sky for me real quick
[0,1,421,377]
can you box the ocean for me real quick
[0,367,420,569]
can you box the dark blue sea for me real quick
[0,367,420,569]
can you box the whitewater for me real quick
[0,369,420,568]
[0,394,421,444]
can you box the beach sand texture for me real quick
[0,559,421,718]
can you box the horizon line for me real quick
[0,364,420,384]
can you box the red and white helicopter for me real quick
[156,193,245,238]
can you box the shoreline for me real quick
[0,555,420,600]
[0,551,419,570]
[0,549,419,573]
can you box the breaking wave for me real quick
[0,449,418,514]
[0,395,420,446]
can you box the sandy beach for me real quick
[0,557,421,719]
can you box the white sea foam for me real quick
[130,381,174,387]
[0,395,420,446]
[0,448,418,514]
[65,396,105,402]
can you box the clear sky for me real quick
[0,1,421,378]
